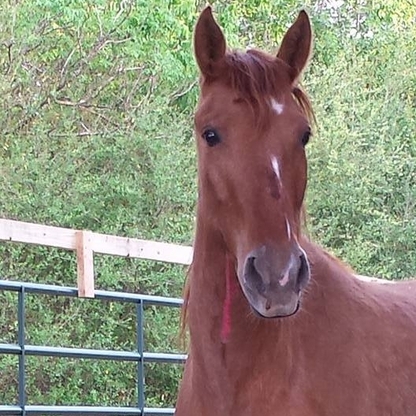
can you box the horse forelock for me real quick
[212,49,315,127]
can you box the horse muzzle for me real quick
[240,244,310,318]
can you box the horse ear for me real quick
[194,6,226,78]
[277,11,312,84]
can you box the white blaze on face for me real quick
[278,254,294,287]
[285,218,291,240]
[271,156,281,183]
[270,98,284,115]
[279,270,290,287]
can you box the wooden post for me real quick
[75,231,95,298]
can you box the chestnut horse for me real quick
[175,7,416,416]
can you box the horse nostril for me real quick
[245,256,256,278]
[244,256,265,293]
[297,252,310,289]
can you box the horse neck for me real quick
[188,217,228,330]
[301,238,361,305]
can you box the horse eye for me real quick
[301,130,311,147]
[202,129,221,147]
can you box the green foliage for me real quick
[307,7,416,278]
[0,0,415,409]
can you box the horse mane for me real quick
[180,264,192,347]
[181,49,315,344]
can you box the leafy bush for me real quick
[0,0,415,408]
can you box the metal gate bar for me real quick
[0,405,177,415]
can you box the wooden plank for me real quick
[76,231,95,298]
[1,219,392,284]
[90,233,193,265]
[0,218,194,265]
[355,274,395,284]
[2,220,392,284]
[0,218,75,250]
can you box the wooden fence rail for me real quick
[0,218,391,299]
[0,218,193,298]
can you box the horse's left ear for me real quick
[194,6,226,79]
[277,11,312,84]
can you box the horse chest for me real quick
[191,348,306,415]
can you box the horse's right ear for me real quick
[194,6,226,79]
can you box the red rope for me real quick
[221,254,237,343]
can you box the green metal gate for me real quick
[0,279,186,415]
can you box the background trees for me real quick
[0,0,415,407]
